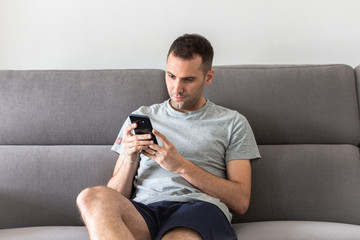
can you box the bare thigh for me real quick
[161,227,203,240]
[77,186,151,240]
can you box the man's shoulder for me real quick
[208,101,245,120]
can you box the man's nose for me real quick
[173,79,183,94]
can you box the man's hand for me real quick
[142,129,187,174]
[122,123,154,162]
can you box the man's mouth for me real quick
[173,95,186,101]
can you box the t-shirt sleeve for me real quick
[111,117,131,155]
[225,113,261,162]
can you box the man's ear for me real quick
[205,69,214,85]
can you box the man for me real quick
[77,34,260,240]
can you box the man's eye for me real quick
[168,74,175,79]
[184,78,193,82]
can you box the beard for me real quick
[170,95,189,111]
[169,93,205,112]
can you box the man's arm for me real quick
[107,123,154,198]
[142,130,252,215]
[179,159,251,215]
[107,154,138,198]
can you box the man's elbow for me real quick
[233,199,250,215]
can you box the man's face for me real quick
[166,52,214,112]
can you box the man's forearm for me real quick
[177,160,251,215]
[107,155,139,198]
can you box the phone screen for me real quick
[129,114,158,144]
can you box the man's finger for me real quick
[124,134,153,144]
[153,129,169,145]
[142,148,157,157]
[141,150,155,160]
[124,123,137,136]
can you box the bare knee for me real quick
[77,186,99,207]
[77,186,130,214]
[76,186,151,239]
[76,186,110,214]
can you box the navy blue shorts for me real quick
[130,200,237,240]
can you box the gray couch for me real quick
[1,64,360,240]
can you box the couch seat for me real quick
[232,221,360,240]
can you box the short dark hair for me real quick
[167,34,214,74]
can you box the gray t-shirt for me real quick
[111,99,261,222]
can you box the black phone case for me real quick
[129,114,158,144]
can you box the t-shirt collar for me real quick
[165,99,210,118]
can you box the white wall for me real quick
[0,0,359,70]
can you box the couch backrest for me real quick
[0,70,167,145]
[208,64,360,225]
[356,65,360,110]
[209,64,360,145]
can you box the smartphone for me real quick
[129,114,158,144]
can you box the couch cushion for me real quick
[0,226,89,240]
[0,69,167,145]
[0,145,115,228]
[232,221,360,240]
[232,144,360,225]
[209,65,360,145]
